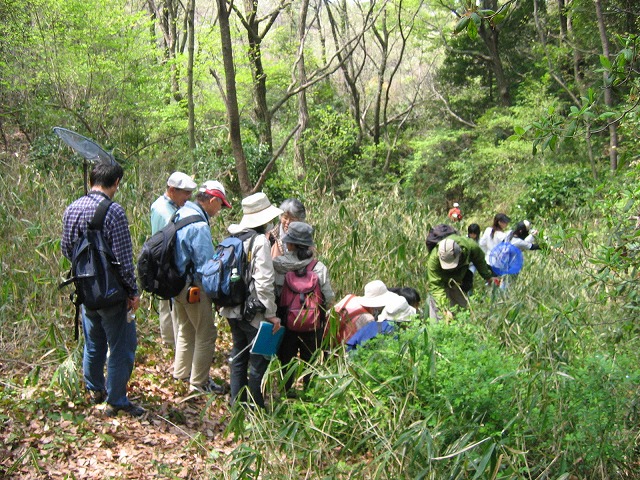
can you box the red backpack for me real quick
[325,294,370,343]
[279,259,323,332]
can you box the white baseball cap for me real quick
[167,171,197,191]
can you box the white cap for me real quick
[453,202,459,208]
[167,172,197,191]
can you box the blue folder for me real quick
[251,321,285,357]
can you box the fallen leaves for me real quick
[0,324,239,479]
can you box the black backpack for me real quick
[426,224,457,253]
[137,214,204,300]
[60,198,127,340]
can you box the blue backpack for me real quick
[202,231,257,307]
[488,241,524,276]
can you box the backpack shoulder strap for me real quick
[235,229,257,242]
[232,232,260,302]
[306,259,318,273]
[173,214,204,231]
[89,198,113,230]
[244,233,259,280]
[289,258,319,277]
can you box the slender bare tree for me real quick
[217,0,252,194]
[186,0,196,150]
[146,0,187,102]
[594,0,618,170]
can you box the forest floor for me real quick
[1,319,241,479]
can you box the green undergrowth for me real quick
[1,151,640,478]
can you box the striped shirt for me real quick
[62,190,138,296]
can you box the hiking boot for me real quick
[189,379,226,395]
[88,389,107,404]
[106,402,146,417]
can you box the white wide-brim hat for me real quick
[377,295,416,322]
[232,192,283,230]
[358,280,401,308]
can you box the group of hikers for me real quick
[61,164,539,416]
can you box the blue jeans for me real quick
[227,318,269,408]
[82,302,137,407]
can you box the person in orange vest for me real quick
[448,202,462,222]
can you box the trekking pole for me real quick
[228,342,254,363]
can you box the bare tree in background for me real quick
[594,0,618,171]
[147,0,187,102]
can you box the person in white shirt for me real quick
[219,193,283,408]
[509,220,540,251]
[479,213,511,265]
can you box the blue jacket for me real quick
[174,201,213,282]
[346,321,395,351]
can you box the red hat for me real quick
[199,180,231,208]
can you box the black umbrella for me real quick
[53,127,118,194]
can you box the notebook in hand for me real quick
[251,321,285,356]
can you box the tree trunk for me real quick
[479,24,510,106]
[478,0,510,106]
[217,0,251,195]
[186,0,195,150]
[243,0,273,155]
[293,0,311,172]
[594,0,618,170]
[371,13,388,147]
[324,0,363,144]
[556,0,567,38]
[147,0,184,103]
[566,11,584,94]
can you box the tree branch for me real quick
[429,85,477,128]
[251,124,300,193]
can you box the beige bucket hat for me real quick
[358,280,401,309]
[233,192,283,230]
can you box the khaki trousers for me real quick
[172,283,217,387]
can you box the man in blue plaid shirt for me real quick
[62,161,144,417]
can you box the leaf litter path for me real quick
[1,331,240,479]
